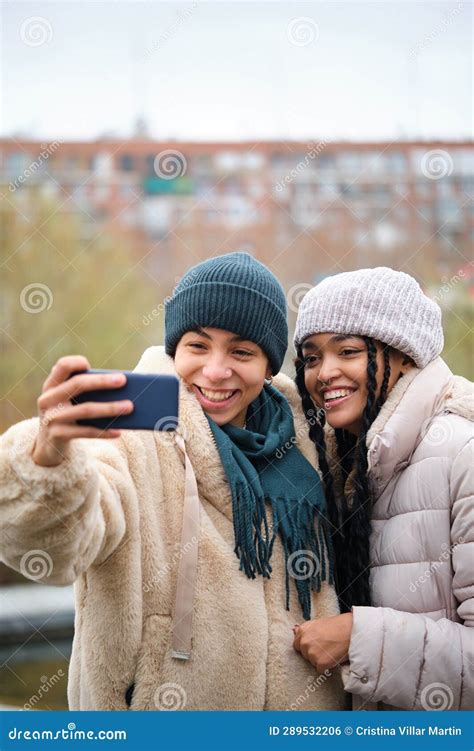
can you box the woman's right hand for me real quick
[32,355,134,467]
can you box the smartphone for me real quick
[68,369,179,431]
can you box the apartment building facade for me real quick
[2,138,472,286]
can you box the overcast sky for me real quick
[2,0,472,142]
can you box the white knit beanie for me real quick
[294,267,444,368]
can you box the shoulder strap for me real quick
[171,434,201,660]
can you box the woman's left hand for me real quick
[293,612,353,672]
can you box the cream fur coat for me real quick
[0,347,345,711]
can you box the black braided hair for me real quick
[375,346,391,413]
[335,429,356,486]
[295,337,392,613]
[337,336,378,610]
[294,359,346,595]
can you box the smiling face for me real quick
[301,333,413,436]
[174,327,272,427]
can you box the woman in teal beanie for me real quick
[0,252,345,711]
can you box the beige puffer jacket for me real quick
[0,346,344,711]
[332,357,473,710]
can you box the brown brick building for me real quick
[2,137,473,287]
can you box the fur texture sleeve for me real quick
[0,417,135,585]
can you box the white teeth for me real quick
[200,387,235,402]
[324,389,354,401]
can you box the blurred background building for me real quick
[2,136,473,283]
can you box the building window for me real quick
[120,184,138,198]
[418,204,433,223]
[459,176,473,194]
[195,155,212,175]
[435,200,463,228]
[318,182,338,199]
[242,152,265,170]
[394,183,409,197]
[120,154,134,172]
[215,151,241,172]
[318,154,336,170]
[454,148,474,175]
[338,152,362,173]
[146,154,156,176]
[364,152,390,173]
[436,180,456,199]
[91,152,113,175]
[391,205,409,221]
[6,152,29,178]
[64,155,78,169]
[387,151,407,173]
[416,180,433,199]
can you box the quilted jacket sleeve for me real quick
[0,417,136,586]
[343,438,474,710]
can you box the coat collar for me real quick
[325,357,472,499]
[366,357,465,494]
[133,346,318,519]
[134,346,231,518]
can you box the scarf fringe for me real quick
[233,481,274,579]
[232,483,334,620]
[232,490,332,621]
[274,496,334,620]
[208,387,334,621]
[233,490,334,620]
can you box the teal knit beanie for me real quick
[165,252,288,374]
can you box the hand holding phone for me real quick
[70,368,179,432]
[33,356,132,467]
[32,355,179,468]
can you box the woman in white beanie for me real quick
[292,267,473,710]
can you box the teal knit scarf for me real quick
[207,384,333,620]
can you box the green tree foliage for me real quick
[441,297,474,379]
[1,190,165,433]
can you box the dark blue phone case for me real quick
[69,369,179,431]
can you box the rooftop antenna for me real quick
[130,30,150,139]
